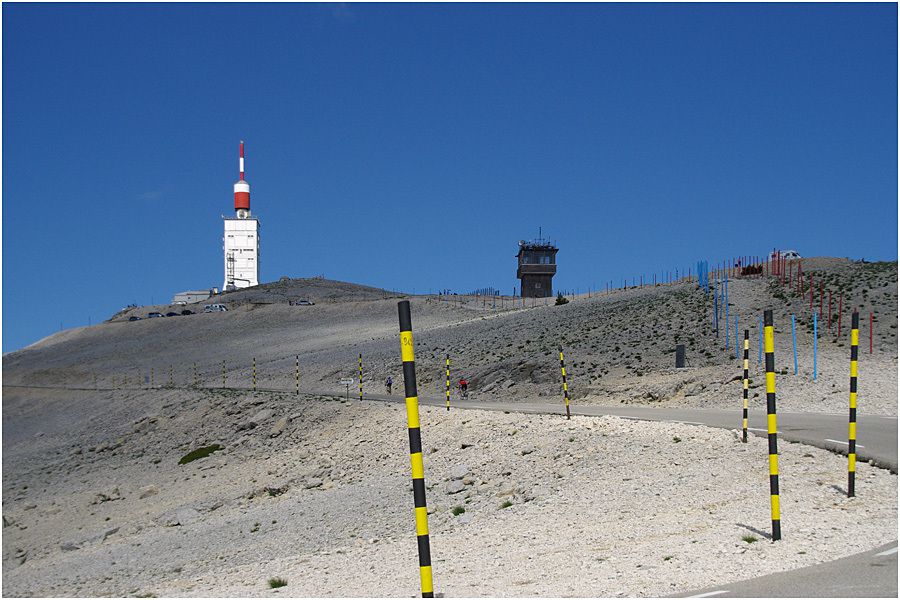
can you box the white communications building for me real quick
[223,141,260,290]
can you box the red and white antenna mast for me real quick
[233,140,250,217]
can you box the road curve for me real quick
[5,384,897,596]
[324,388,898,598]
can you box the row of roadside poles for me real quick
[98,298,862,598]
[397,301,863,596]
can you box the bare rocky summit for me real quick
[2,258,896,596]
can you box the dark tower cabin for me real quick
[516,238,558,298]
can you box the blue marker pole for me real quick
[725,276,729,350]
[791,314,798,375]
[714,282,719,337]
[813,312,818,381]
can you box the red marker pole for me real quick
[819,283,824,318]
[828,290,832,329]
[838,294,843,338]
[870,312,874,354]
[809,274,814,311]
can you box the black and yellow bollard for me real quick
[296,355,300,396]
[253,357,257,392]
[358,353,363,401]
[558,346,571,420]
[221,360,226,389]
[168,365,173,387]
[150,367,154,388]
[397,300,434,598]
[848,310,859,497]
[193,362,198,387]
[742,330,749,443]
[763,310,781,541]
[445,354,451,411]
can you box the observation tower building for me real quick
[223,141,260,290]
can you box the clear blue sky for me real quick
[3,3,897,351]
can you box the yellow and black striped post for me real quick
[848,310,859,497]
[150,367,154,388]
[558,346,571,420]
[445,354,451,411]
[763,309,781,541]
[221,360,226,388]
[193,362,198,387]
[742,330,749,443]
[397,300,434,598]
[358,353,363,400]
[296,355,300,396]
[168,365,173,387]
[253,357,257,391]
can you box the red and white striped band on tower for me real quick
[234,140,250,212]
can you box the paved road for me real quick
[320,388,898,598]
[673,542,898,598]
[7,384,897,596]
[316,388,898,473]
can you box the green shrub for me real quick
[500,500,513,509]
[268,578,288,589]
[742,535,758,543]
[451,506,465,516]
[555,293,569,306]
[178,444,223,465]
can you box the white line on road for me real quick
[875,546,898,556]
[672,421,706,425]
[688,591,729,598]
[747,427,781,434]
[824,438,865,448]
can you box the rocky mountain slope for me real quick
[6,259,897,415]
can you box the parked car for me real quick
[173,301,187,306]
[769,250,802,261]
[148,312,163,318]
[181,309,194,315]
[203,304,228,313]
[165,312,179,317]
[294,299,315,306]
[128,316,141,321]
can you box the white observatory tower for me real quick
[223,141,260,290]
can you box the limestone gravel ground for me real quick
[2,388,895,597]
[4,259,896,416]
[3,257,896,596]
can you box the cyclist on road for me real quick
[458,378,468,399]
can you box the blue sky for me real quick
[3,3,897,351]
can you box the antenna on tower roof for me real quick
[239,141,245,181]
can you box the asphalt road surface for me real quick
[330,388,898,598]
[7,383,897,596]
